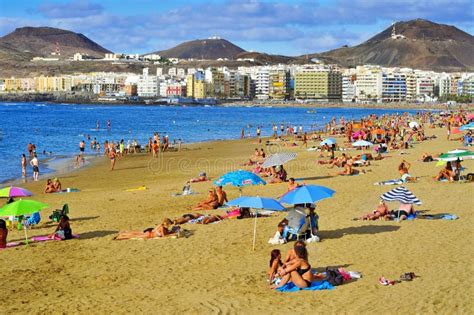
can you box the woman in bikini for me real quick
[273,246,313,289]
[114,218,179,240]
[193,189,219,210]
[359,200,390,220]
[109,148,117,171]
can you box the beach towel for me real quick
[58,188,80,193]
[375,179,403,186]
[125,186,148,192]
[276,280,334,292]
[0,242,22,250]
[31,234,80,242]
[421,214,458,220]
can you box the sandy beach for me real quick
[1,126,473,314]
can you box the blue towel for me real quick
[276,280,334,292]
[422,214,458,220]
[440,214,458,220]
[406,213,417,221]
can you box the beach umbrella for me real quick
[408,121,419,129]
[214,170,266,195]
[438,151,474,161]
[459,123,474,131]
[352,140,373,147]
[280,185,335,205]
[320,138,336,146]
[380,186,422,205]
[226,196,285,250]
[0,199,49,244]
[447,149,468,154]
[261,152,297,168]
[0,186,33,198]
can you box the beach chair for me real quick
[284,208,309,241]
[49,204,69,222]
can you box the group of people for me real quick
[192,186,228,210]
[44,178,62,193]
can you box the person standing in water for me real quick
[96,120,100,131]
[79,140,85,156]
[21,154,27,178]
[30,154,39,181]
[107,120,111,131]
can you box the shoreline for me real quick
[1,95,473,111]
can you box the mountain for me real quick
[0,26,111,59]
[311,19,474,71]
[154,38,245,59]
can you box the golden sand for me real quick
[1,127,473,314]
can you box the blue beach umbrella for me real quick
[226,196,285,250]
[320,138,337,146]
[280,185,335,205]
[459,122,474,131]
[226,196,285,211]
[214,170,266,195]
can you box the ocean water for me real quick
[0,102,422,183]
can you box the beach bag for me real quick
[326,268,344,286]
[466,173,474,182]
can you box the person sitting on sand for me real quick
[273,245,313,289]
[115,218,179,240]
[338,160,358,175]
[283,240,306,264]
[44,179,56,193]
[420,153,434,162]
[398,160,417,182]
[287,178,300,191]
[190,172,209,183]
[0,219,8,249]
[216,186,228,207]
[268,165,288,184]
[52,178,62,192]
[358,200,390,220]
[268,249,283,283]
[193,188,219,210]
[49,215,72,240]
[434,161,455,182]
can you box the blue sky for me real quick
[0,0,472,56]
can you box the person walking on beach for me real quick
[79,140,85,156]
[109,148,117,171]
[30,154,39,181]
[21,154,27,178]
[446,121,451,140]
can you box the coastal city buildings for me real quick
[0,57,472,103]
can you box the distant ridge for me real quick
[153,38,245,59]
[309,19,474,71]
[0,26,111,59]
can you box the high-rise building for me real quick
[294,68,342,101]
[255,69,270,100]
[342,72,356,103]
[354,66,383,102]
[137,68,160,97]
[269,70,291,100]
[382,73,406,102]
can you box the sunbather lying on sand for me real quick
[198,214,224,224]
[357,200,390,220]
[173,213,203,225]
[389,203,415,220]
[190,172,209,183]
[114,218,179,240]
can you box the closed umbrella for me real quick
[226,196,285,250]
[0,186,33,198]
[214,170,266,196]
[261,152,297,168]
[0,199,49,244]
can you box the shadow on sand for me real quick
[80,230,117,240]
[320,225,400,240]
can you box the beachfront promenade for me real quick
[1,117,473,313]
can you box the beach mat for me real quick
[125,186,148,192]
[276,280,334,292]
[31,234,80,242]
[420,214,458,220]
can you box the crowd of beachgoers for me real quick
[1,108,473,292]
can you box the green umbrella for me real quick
[0,200,49,245]
[438,151,474,161]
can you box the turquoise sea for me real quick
[0,102,424,183]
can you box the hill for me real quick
[154,38,245,59]
[311,19,474,71]
[0,26,111,59]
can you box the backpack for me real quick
[326,268,344,286]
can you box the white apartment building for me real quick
[342,72,356,103]
[168,68,177,76]
[255,68,270,100]
[354,66,383,102]
[416,77,435,97]
[382,72,406,102]
[137,68,160,97]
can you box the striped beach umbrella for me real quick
[380,186,422,205]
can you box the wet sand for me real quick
[1,127,473,314]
